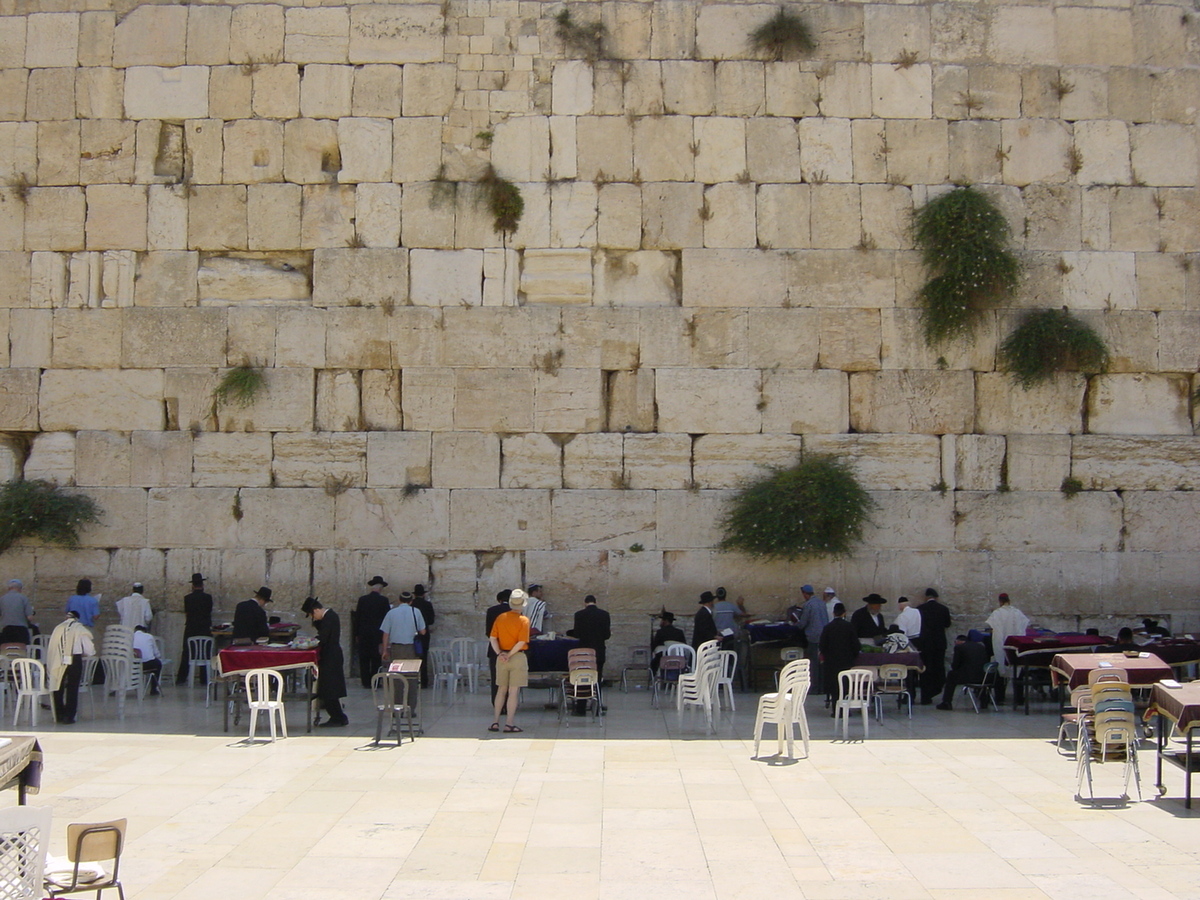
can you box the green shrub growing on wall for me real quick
[480,166,524,236]
[720,453,875,560]
[214,365,266,409]
[999,307,1110,389]
[748,7,815,60]
[913,186,1020,345]
[0,479,102,555]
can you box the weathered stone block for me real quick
[662,60,714,115]
[692,434,803,489]
[25,12,78,68]
[656,490,729,550]
[805,434,942,491]
[1130,124,1198,188]
[745,309,819,370]
[764,64,817,119]
[285,7,348,63]
[312,248,407,309]
[1124,493,1200,552]
[818,309,880,371]
[622,432,690,489]
[237,488,332,549]
[1074,120,1132,186]
[40,369,163,431]
[24,431,74,484]
[1006,434,1070,492]
[453,368,534,432]
[332,488,447,550]
[215,367,314,434]
[562,433,622,490]
[188,186,247,252]
[1087,373,1191,435]
[52,309,120,368]
[872,64,932,119]
[358,369,399,431]
[976,373,1085,434]
[850,371,975,434]
[761,369,849,434]
[366,431,429,487]
[798,117,853,183]
[400,368,453,432]
[78,119,133,183]
[535,368,603,433]
[350,64,402,117]
[82,185,146,252]
[197,254,309,306]
[955,492,1122,552]
[349,5,442,64]
[449,489,550,551]
[300,184,355,249]
[299,65,352,119]
[688,308,746,368]
[1002,119,1071,187]
[500,433,562,489]
[131,431,192,488]
[695,4,766,59]
[192,433,272,487]
[880,309,997,372]
[633,116,693,182]
[76,487,148,548]
[1056,8,1133,68]
[76,431,130,486]
[391,118,441,185]
[549,183,598,249]
[952,434,1004,491]
[124,66,208,119]
[1060,252,1137,309]
[10,310,52,369]
[656,368,760,434]
[187,6,230,65]
[885,119,948,184]
[25,187,85,252]
[863,492,954,551]
[809,184,860,249]
[681,249,787,308]
[410,249,483,306]
[1073,436,1200,492]
[576,117,632,182]
[642,182,704,250]
[550,489,656,550]
[702,183,755,249]
[593,250,676,307]
[606,368,656,433]
[114,5,186,68]
[315,369,361,431]
[948,120,1002,186]
[272,432,366,488]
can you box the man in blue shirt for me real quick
[379,591,426,661]
[66,579,99,627]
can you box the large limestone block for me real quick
[401,367,454,431]
[500,433,562,489]
[285,7,349,63]
[221,120,283,184]
[449,489,550,551]
[247,183,302,252]
[817,308,880,372]
[623,60,663,117]
[657,368,761,435]
[747,119,800,184]
[114,5,186,67]
[549,183,598,249]
[366,431,430,487]
[662,60,714,115]
[301,184,355,249]
[162,368,216,433]
[746,309,819,370]
[864,4,930,64]
[492,117,550,184]
[124,66,208,119]
[215,367,315,434]
[24,431,75,484]
[352,65,402,117]
[988,7,1057,66]
[639,308,692,368]
[551,490,656,550]
[976,373,1086,434]
[76,488,148,549]
[885,120,948,185]
[272,433,365,488]
[551,60,592,116]
[606,368,656,433]
[850,371,974,435]
[562,433,623,489]
[402,64,455,117]
[1006,434,1070,492]
[1087,374,1191,435]
[689,308,747,368]
[790,251,895,310]
[1130,124,1199,188]
[454,368,534,432]
[657,489,729,554]
[948,120,1002,185]
[641,183,703,250]
[798,117,853,183]
[623,432,691,489]
[78,119,134,183]
[863,492,954,552]
[228,4,283,65]
[122,308,225,367]
[146,185,188,252]
[147,488,239,548]
[430,431,499,488]
[692,434,804,489]
[188,186,247,252]
[76,431,130,486]
[1023,185,1082,253]
[576,117,632,182]
[337,117,392,183]
[0,253,29,308]
[872,64,932,119]
[681,249,787,308]
[439,308,555,369]
[332,488,448,550]
[197,254,309,305]
[695,4,772,60]
[25,12,78,68]
[131,431,192,488]
[1159,310,1200,369]
[312,248,407,308]
[276,308,326,368]
[315,369,361,431]
[1056,8,1133,68]
[756,184,809,250]
[1074,120,1132,186]
[519,248,591,305]
[25,187,85,252]
[761,369,849,434]
[286,118,339,182]
[392,119,441,184]
[702,183,756,249]
[714,61,764,116]
[410,249,483,306]
[953,434,1005,491]
[808,184,860,250]
[237,488,333,549]
[1073,436,1200,491]
[594,250,678,307]
[192,433,272,487]
[51,309,120,368]
[764,64,818,119]
[805,434,941,491]
[326,308,392,369]
[1060,252,1136,309]
[956,492,1122,552]
[40,369,162,431]
[633,117,694,182]
[536,369,603,433]
[349,6,442,64]
[354,183,402,248]
[596,182,641,251]
[1001,120,1071,187]
[1124,493,1200,552]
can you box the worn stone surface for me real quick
[1073,435,1200,491]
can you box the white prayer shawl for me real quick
[47,618,96,691]
[986,604,1030,678]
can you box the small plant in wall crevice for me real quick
[748,7,815,61]
[912,185,1020,345]
[0,479,102,555]
[720,453,875,560]
[479,166,524,236]
[214,364,267,409]
[998,307,1110,389]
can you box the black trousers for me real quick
[54,654,83,723]
[321,695,346,721]
[176,635,209,685]
[359,638,382,689]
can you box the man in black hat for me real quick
[692,591,719,649]
[177,573,214,685]
[917,587,952,704]
[354,576,390,689]
[651,611,685,671]
[850,594,889,642]
[232,587,272,644]
[302,598,349,726]
[570,595,612,681]
[412,585,435,688]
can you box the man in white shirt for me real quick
[823,587,839,620]
[116,584,153,630]
[985,592,1030,705]
[132,625,162,695]
[894,596,921,640]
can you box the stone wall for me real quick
[0,0,1198,660]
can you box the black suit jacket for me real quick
[692,606,718,649]
[949,639,988,683]
[918,599,952,650]
[485,602,510,659]
[573,605,611,649]
[355,592,390,642]
[232,598,270,642]
[850,607,888,641]
[819,616,861,673]
[182,590,213,637]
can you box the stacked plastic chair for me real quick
[752,658,812,758]
[561,647,602,721]
[677,640,722,732]
[1076,673,1141,801]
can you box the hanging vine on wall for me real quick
[748,6,816,60]
[912,185,1020,345]
[0,479,102,555]
[719,453,876,560]
[998,307,1110,389]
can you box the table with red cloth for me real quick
[852,651,924,672]
[1138,639,1200,669]
[1049,651,1173,689]
[1004,634,1108,714]
[215,646,319,734]
[1149,681,1200,808]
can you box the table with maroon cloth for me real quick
[1139,639,1200,670]
[215,646,319,734]
[1150,681,1200,808]
[1049,651,1173,689]
[1005,634,1108,714]
[852,651,924,672]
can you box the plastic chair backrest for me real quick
[245,668,284,703]
[12,658,44,692]
[839,669,873,703]
[0,805,52,900]
[371,672,410,710]
[449,637,476,665]
[567,648,597,670]
[428,648,455,676]
[718,650,737,681]
[878,663,907,689]
[777,658,810,694]
[665,643,696,671]
[1088,667,1128,685]
[187,635,214,659]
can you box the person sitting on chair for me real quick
[651,612,686,671]
[936,635,989,710]
[132,625,162,696]
[232,587,272,644]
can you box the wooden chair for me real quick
[44,818,126,900]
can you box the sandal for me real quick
[488,722,500,732]
[504,724,523,733]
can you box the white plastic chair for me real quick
[186,636,214,689]
[29,634,47,661]
[11,658,53,727]
[152,635,173,685]
[677,640,722,732]
[78,656,100,716]
[428,648,459,702]
[715,650,738,711]
[101,656,143,718]
[449,638,480,693]
[244,668,287,742]
[753,658,812,759]
[665,642,696,673]
[835,669,873,740]
[0,804,52,900]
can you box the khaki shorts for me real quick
[495,651,528,690]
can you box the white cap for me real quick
[824,587,836,594]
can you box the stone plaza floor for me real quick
[8,678,1200,900]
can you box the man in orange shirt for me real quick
[489,588,531,734]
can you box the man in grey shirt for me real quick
[0,579,34,644]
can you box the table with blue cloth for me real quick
[527,637,580,674]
